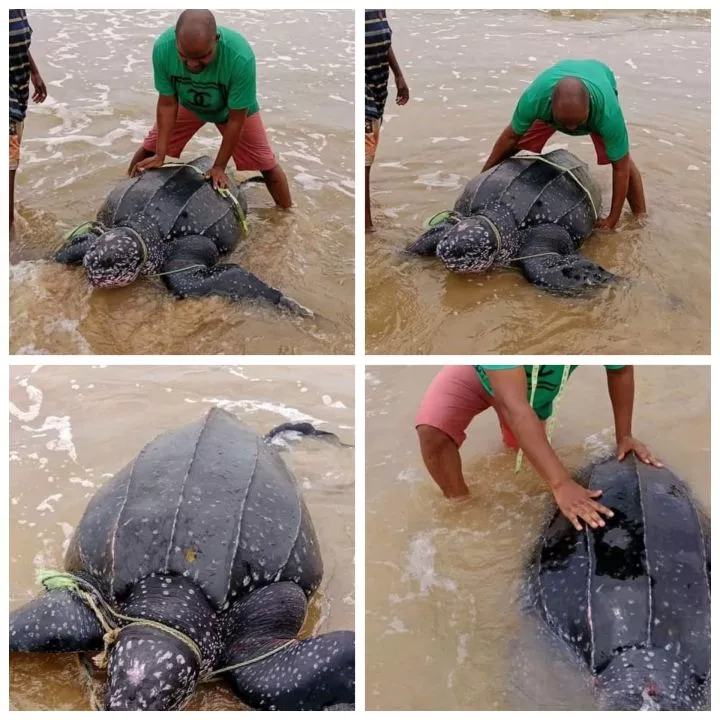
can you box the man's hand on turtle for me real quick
[31,71,47,103]
[131,154,165,177]
[617,436,663,467]
[552,479,614,532]
[395,75,409,106]
[206,166,230,190]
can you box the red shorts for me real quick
[416,366,535,450]
[142,106,278,172]
[517,120,611,165]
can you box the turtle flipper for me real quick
[161,236,312,316]
[264,422,344,445]
[223,582,355,710]
[54,224,106,265]
[405,218,454,256]
[10,589,104,652]
[516,224,617,295]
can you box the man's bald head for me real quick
[175,10,218,73]
[551,77,589,131]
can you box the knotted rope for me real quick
[37,569,300,708]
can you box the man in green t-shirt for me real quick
[416,365,661,531]
[482,59,645,231]
[128,10,291,208]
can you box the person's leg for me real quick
[516,120,556,154]
[128,105,205,174]
[415,366,493,498]
[261,165,292,209]
[9,120,23,239]
[364,118,381,229]
[365,166,372,230]
[225,112,292,208]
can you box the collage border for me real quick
[4,1,715,715]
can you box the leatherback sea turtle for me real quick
[9,408,355,711]
[54,156,308,314]
[527,455,710,710]
[407,149,617,295]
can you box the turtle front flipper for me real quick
[161,236,313,316]
[515,224,617,295]
[405,215,455,256]
[223,582,355,711]
[54,223,106,265]
[10,589,104,652]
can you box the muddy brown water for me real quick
[365,365,709,710]
[365,10,710,354]
[10,10,354,355]
[9,365,354,710]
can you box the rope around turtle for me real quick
[514,365,571,474]
[60,161,249,263]
[37,569,301,704]
[422,150,598,234]
[157,161,250,236]
[38,570,202,668]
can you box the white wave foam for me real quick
[402,532,457,595]
[10,378,44,422]
[36,493,63,513]
[185,397,324,425]
[22,416,78,463]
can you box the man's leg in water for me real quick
[365,118,381,230]
[261,165,292,209]
[365,166,372,229]
[10,170,16,241]
[10,120,23,240]
[416,366,495,499]
[228,112,292,209]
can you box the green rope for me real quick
[205,639,299,680]
[423,209,455,229]
[37,570,202,668]
[514,365,571,474]
[148,263,206,278]
[62,220,105,245]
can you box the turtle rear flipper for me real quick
[516,224,617,295]
[264,422,342,445]
[223,582,355,711]
[10,589,104,653]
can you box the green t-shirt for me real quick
[152,25,259,124]
[510,59,629,162]
[474,365,626,421]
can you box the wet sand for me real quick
[365,365,709,709]
[366,10,710,354]
[9,365,354,710]
[11,10,354,355]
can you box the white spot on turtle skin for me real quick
[125,658,147,686]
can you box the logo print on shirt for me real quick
[171,77,229,115]
[188,89,212,108]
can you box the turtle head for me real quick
[597,648,707,711]
[82,227,147,289]
[104,624,200,710]
[436,216,500,273]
